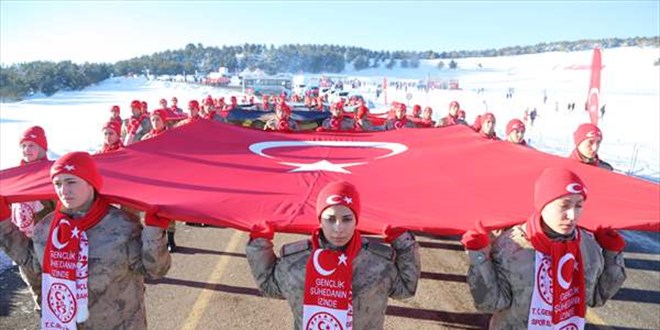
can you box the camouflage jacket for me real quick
[122,116,152,143]
[321,116,355,131]
[384,119,416,130]
[466,224,626,329]
[263,118,300,131]
[0,205,171,330]
[246,232,421,330]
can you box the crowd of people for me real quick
[0,92,626,329]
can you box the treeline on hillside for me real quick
[0,61,112,100]
[1,36,658,101]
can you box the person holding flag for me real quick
[246,181,421,329]
[263,102,299,132]
[97,120,124,154]
[319,102,355,131]
[461,167,626,329]
[384,103,415,130]
[569,123,613,171]
[0,151,171,329]
[505,119,529,146]
[435,100,461,127]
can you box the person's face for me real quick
[320,205,356,247]
[189,105,199,117]
[276,108,288,120]
[160,100,168,108]
[131,106,141,116]
[151,115,165,131]
[331,106,343,118]
[541,195,584,236]
[395,107,406,119]
[423,108,432,120]
[578,137,601,159]
[508,129,525,144]
[481,119,495,135]
[449,105,459,116]
[171,99,178,106]
[52,173,95,211]
[103,128,119,145]
[20,141,44,163]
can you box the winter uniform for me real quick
[463,168,626,329]
[263,117,300,131]
[0,152,171,329]
[321,116,355,131]
[246,180,421,329]
[122,100,152,144]
[384,118,416,130]
[247,233,420,329]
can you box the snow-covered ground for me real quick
[1,46,659,271]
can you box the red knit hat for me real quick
[130,100,141,109]
[111,105,120,114]
[412,104,422,115]
[573,123,602,147]
[534,167,587,212]
[103,121,121,135]
[506,119,526,136]
[188,100,200,110]
[151,109,168,122]
[51,152,103,192]
[449,101,460,109]
[316,181,361,223]
[20,126,48,151]
[481,112,496,125]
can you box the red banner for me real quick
[1,120,658,235]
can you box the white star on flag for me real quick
[64,164,75,171]
[71,227,80,238]
[343,196,353,204]
[279,160,366,174]
[338,253,348,266]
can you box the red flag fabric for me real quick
[586,48,602,126]
[1,120,658,235]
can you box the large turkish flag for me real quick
[1,120,658,235]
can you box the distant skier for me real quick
[529,108,538,126]
[600,104,606,119]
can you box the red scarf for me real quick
[42,196,109,329]
[418,119,435,128]
[443,115,458,126]
[205,110,217,120]
[13,158,49,237]
[147,127,167,137]
[99,141,124,154]
[526,213,586,328]
[302,229,362,329]
[276,119,291,132]
[127,114,148,134]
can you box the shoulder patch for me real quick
[281,239,312,257]
[366,241,394,260]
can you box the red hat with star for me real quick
[51,152,103,192]
[534,167,587,212]
[316,181,361,223]
[20,126,48,151]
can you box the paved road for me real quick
[1,225,658,329]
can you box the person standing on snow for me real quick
[435,101,461,127]
[97,121,124,154]
[170,97,183,115]
[263,102,299,132]
[417,106,436,128]
[457,109,467,125]
[319,102,355,131]
[109,105,122,126]
[505,119,529,146]
[0,151,171,329]
[175,100,203,127]
[246,181,421,329]
[462,167,626,329]
[569,123,614,171]
[122,100,152,145]
[7,126,57,310]
[353,103,378,131]
[477,113,499,140]
[384,103,416,130]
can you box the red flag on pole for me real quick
[586,48,602,126]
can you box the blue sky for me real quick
[1,1,658,64]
